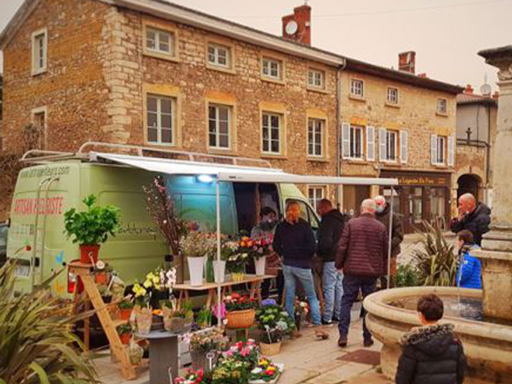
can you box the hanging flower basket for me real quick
[226,309,256,329]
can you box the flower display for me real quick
[224,293,258,312]
[180,231,218,258]
[221,339,259,367]
[255,304,295,344]
[174,368,211,384]
[226,252,250,273]
[239,235,274,260]
[211,358,250,384]
[249,358,280,382]
[189,328,228,353]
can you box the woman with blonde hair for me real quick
[273,201,327,338]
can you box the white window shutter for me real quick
[431,134,438,165]
[379,128,387,162]
[341,123,350,159]
[448,136,455,166]
[366,126,375,161]
[400,130,408,164]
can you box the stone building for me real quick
[455,84,498,207]
[0,0,462,228]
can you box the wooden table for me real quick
[174,274,274,308]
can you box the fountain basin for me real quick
[364,287,512,384]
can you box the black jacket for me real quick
[375,204,404,257]
[317,209,348,262]
[395,324,466,384]
[273,218,316,269]
[450,203,491,246]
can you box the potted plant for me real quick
[212,357,251,384]
[255,303,295,356]
[195,306,213,329]
[118,299,134,321]
[249,357,282,383]
[168,307,193,333]
[189,328,227,371]
[132,281,152,335]
[117,324,132,345]
[64,195,120,264]
[174,368,212,384]
[224,293,257,330]
[181,232,216,286]
[226,251,250,282]
[161,298,177,331]
[294,298,309,332]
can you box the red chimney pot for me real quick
[282,5,311,45]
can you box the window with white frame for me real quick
[385,130,398,161]
[31,107,47,149]
[308,186,326,212]
[349,125,364,159]
[208,104,231,149]
[308,69,325,89]
[262,112,282,154]
[437,98,447,114]
[350,79,364,98]
[387,87,399,105]
[147,94,175,145]
[207,43,231,68]
[31,29,47,75]
[431,135,446,164]
[308,118,325,157]
[262,57,282,80]
[145,27,175,56]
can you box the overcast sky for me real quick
[1,0,509,93]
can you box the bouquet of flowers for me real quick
[180,231,218,258]
[255,304,295,344]
[174,368,211,384]
[222,339,259,367]
[189,328,228,353]
[224,293,258,312]
[249,357,280,382]
[226,252,250,273]
[239,235,274,260]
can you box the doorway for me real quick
[457,174,482,202]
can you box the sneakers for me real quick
[338,336,348,348]
[321,319,333,326]
[364,338,374,348]
[315,326,330,340]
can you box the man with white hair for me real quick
[450,193,491,246]
[374,195,404,286]
[335,199,389,348]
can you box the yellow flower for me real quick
[143,279,152,289]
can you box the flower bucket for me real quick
[254,256,266,276]
[260,341,282,356]
[80,244,100,264]
[226,309,255,329]
[232,272,245,283]
[135,307,152,335]
[213,260,226,283]
[188,256,205,287]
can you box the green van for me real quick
[7,160,320,297]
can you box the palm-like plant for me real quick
[411,221,458,287]
[0,263,97,384]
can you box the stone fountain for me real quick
[364,45,512,384]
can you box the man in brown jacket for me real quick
[335,199,388,348]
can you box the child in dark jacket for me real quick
[395,294,467,384]
[456,230,482,289]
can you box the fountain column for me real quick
[476,46,512,321]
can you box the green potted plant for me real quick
[118,299,134,321]
[255,303,295,355]
[195,306,213,329]
[189,327,227,371]
[64,195,120,264]
[224,293,257,330]
[117,324,132,345]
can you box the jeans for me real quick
[283,265,321,326]
[338,275,377,341]
[322,262,343,322]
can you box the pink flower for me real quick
[224,350,234,357]
[240,347,251,357]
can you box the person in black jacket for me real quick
[273,201,328,339]
[450,193,491,246]
[317,199,348,324]
[396,294,467,384]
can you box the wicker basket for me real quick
[226,309,256,329]
[259,341,282,356]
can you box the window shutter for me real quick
[448,136,455,166]
[366,126,375,161]
[400,130,408,164]
[341,123,350,159]
[379,128,387,162]
[431,134,438,165]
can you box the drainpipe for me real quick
[336,59,347,209]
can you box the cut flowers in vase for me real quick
[240,235,274,260]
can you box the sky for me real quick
[0,0,510,93]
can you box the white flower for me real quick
[251,368,263,374]
[300,302,307,308]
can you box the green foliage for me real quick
[395,264,421,287]
[0,263,97,383]
[64,195,120,246]
[195,306,213,328]
[118,300,134,310]
[255,304,295,343]
[117,324,132,335]
[411,221,458,286]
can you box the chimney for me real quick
[418,73,427,78]
[465,84,474,94]
[398,51,416,74]
[282,4,311,45]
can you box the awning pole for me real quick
[216,179,222,327]
[387,187,395,289]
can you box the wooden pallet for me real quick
[69,261,136,380]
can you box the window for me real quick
[31,29,47,75]
[350,79,364,98]
[349,125,364,159]
[385,130,398,161]
[145,26,175,57]
[308,69,325,89]
[31,107,47,149]
[308,186,326,212]
[288,199,320,231]
[147,94,175,145]
[262,57,282,81]
[431,135,446,164]
[437,98,447,114]
[262,112,282,154]
[208,104,231,149]
[387,87,399,104]
[208,43,231,68]
[308,118,325,157]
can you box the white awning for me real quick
[91,152,398,186]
